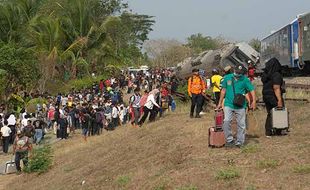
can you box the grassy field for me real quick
[1,100,309,190]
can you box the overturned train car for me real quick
[176,43,260,79]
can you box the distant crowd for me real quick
[0,68,178,172]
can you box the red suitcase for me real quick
[215,109,224,129]
[208,127,226,148]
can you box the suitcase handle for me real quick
[275,107,285,111]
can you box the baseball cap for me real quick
[234,64,246,74]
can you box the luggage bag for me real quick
[5,158,17,174]
[208,127,226,148]
[215,109,224,129]
[272,107,289,129]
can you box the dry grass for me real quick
[3,101,310,190]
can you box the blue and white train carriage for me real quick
[261,12,310,73]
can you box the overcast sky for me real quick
[128,0,310,42]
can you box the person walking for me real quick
[211,69,223,105]
[13,130,32,173]
[1,120,11,153]
[33,120,43,145]
[261,58,285,137]
[188,68,206,118]
[217,64,256,148]
[138,89,160,126]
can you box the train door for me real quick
[291,20,299,68]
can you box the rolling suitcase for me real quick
[271,107,289,129]
[4,158,17,174]
[208,127,226,148]
[215,109,224,129]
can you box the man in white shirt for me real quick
[1,120,12,153]
[111,104,119,128]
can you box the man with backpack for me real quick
[188,69,206,118]
[13,130,33,173]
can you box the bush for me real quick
[59,73,110,94]
[24,146,53,174]
[216,168,240,180]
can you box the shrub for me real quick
[24,145,53,174]
[257,159,280,169]
[293,164,310,174]
[216,168,240,180]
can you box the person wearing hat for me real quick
[188,68,206,118]
[211,68,223,105]
[217,64,256,148]
[13,130,33,172]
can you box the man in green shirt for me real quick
[217,64,256,147]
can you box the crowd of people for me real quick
[0,68,178,172]
[0,59,286,172]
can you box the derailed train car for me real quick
[260,12,310,73]
[176,43,259,79]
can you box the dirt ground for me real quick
[0,101,309,190]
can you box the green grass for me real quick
[116,175,131,186]
[246,185,256,190]
[241,144,260,154]
[293,164,310,174]
[215,168,240,180]
[257,159,280,169]
[175,185,198,190]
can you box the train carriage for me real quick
[261,12,310,73]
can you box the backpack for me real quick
[16,136,29,152]
[96,112,102,123]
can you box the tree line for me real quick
[0,0,154,99]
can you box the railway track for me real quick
[256,83,310,90]
[285,83,310,90]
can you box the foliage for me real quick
[0,0,154,99]
[0,43,40,98]
[215,168,240,180]
[249,38,261,52]
[186,33,219,54]
[24,145,53,174]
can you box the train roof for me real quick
[261,12,310,41]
